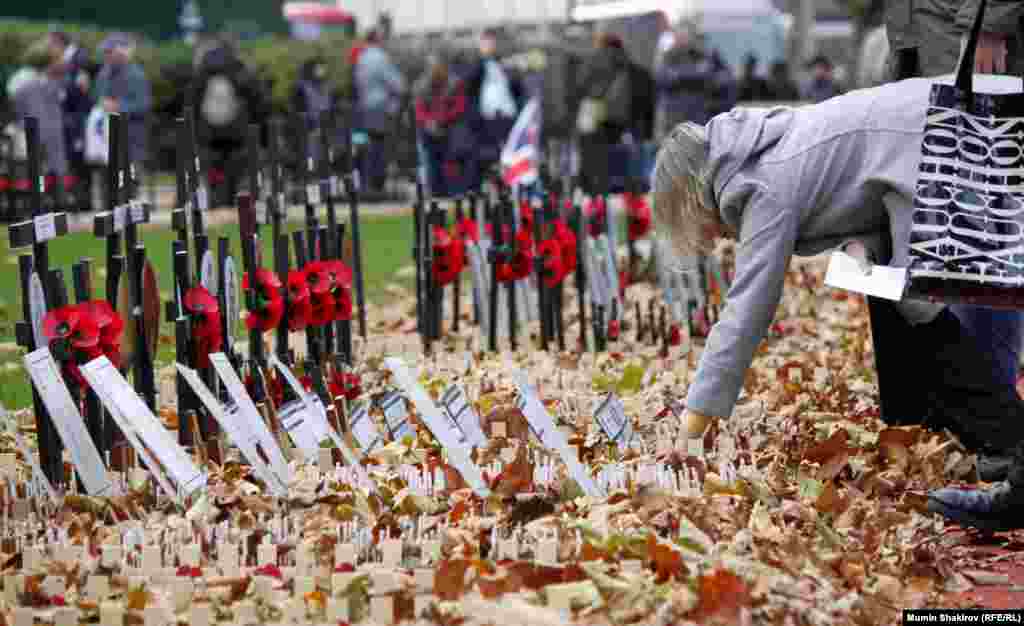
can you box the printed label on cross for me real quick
[349,403,383,454]
[593,393,633,452]
[93,200,152,238]
[378,392,413,440]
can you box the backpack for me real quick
[201,74,241,127]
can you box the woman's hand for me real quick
[682,409,716,439]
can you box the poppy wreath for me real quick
[183,286,222,369]
[242,268,284,332]
[496,228,534,283]
[43,301,124,389]
[625,192,652,241]
[432,225,466,287]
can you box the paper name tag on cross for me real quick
[114,204,128,232]
[825,251,907,301]
[208,354,291,485]
[593,394,633,452]
[349,403,383,454]
[384,358,491,497]
[306,184,321,206]
[196,185,209,211]
[378,392,413,441]
[177,363,288,496]
[439,385,488,448]
[24,348,117,497]
[33,214,56,242]
[513,371,604,499]
[129,200,146,223]
[80,356,207,499]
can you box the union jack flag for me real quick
[500,97,541,188]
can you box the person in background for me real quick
[654,29,713,141]
[354,29,406,193]
[886,0,1023,79]
[706,50,738,118]
[192,38,267,205]
[737,53,772,102]
[767,61,800,102]
[800,55,840,103]
[48,31,95,209]
[465,28,524,178]
[292,56,335,164]
[94,34,150,167]
[575,31,633,195]
[414,56,468,198]
[11,41,68,182]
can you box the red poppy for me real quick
[552,220,577,274]
[432,225,465,286]
[329,371,362,401]
[304,261,333,295]
[309,291,336,326]
[536,238,566,288]
[322,260,353,290]
[184,286,222,369]
[607,319,621,341]
[668,324,682,346]
[43,305,100,349]
[585,197,607,238]
[334,563,355,573]
[247,373,284,408]
[519,200,535,235]
[84,300,124,368]
[497,229,533,283]
[625,192,652,241]
[287,270,313,331]
[456,218,479,243]
[254,564,283,579]
[619,269,630,299]
[333,285,353,322]
[176,566,202,578]
[243,268,284,332]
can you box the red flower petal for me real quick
[304,261,333,295]
[324,260,353,289]
[333,288,353,322]
[184,286,220,315]
[254,564,283,579]
[309,292,335,326]
[43,306,80,341]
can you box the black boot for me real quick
[928,443,1024,531]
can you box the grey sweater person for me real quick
[682,78,945,419]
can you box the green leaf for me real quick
[616,363,647,396]
[798,476,823,501]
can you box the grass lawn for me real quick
[0,212,415,410]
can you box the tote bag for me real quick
[905,0,1024,307]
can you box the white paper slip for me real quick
[825,251,907,301]
[306,183,321,206]
[208,354,291,484]
[24,349,117,497]
[267,356,372,488]
[379,392,414,441]
[15,433,56,502]
[439,385,488,448]
[278,400,322,459]
[114,204,127,232]
[348,403,383,454]
[176,364,287,496]
[384,358,491,497]
[592,394,633,453]
[80,357,207,499]
[33,214,56,242]
[513,371,604,499]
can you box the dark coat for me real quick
[191,46,268,149]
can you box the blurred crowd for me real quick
[0,21,843,211]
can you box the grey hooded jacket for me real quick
[686,78,940,419]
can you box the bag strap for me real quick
[955,0,988,96]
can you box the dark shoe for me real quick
[927,481,1024,532]
[978,453,1014,483]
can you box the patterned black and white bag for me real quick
[906,0,1024,307]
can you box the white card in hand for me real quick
[80,356,207,499]
[825,251,907,301]
[24,348,117,497]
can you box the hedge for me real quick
[0,20,355,114]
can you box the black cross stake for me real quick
[10,117,70,485]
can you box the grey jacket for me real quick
[94,62,151,164]
[886,0,1024,76]
[13,77,68,175]
[354,46,405,132]
[687,78,937,418]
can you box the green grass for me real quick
[0,212,415,409]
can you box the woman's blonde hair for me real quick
[652,122,716,256]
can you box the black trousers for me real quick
[869,298,1024,453]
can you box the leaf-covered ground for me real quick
[1,244,1018,626]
